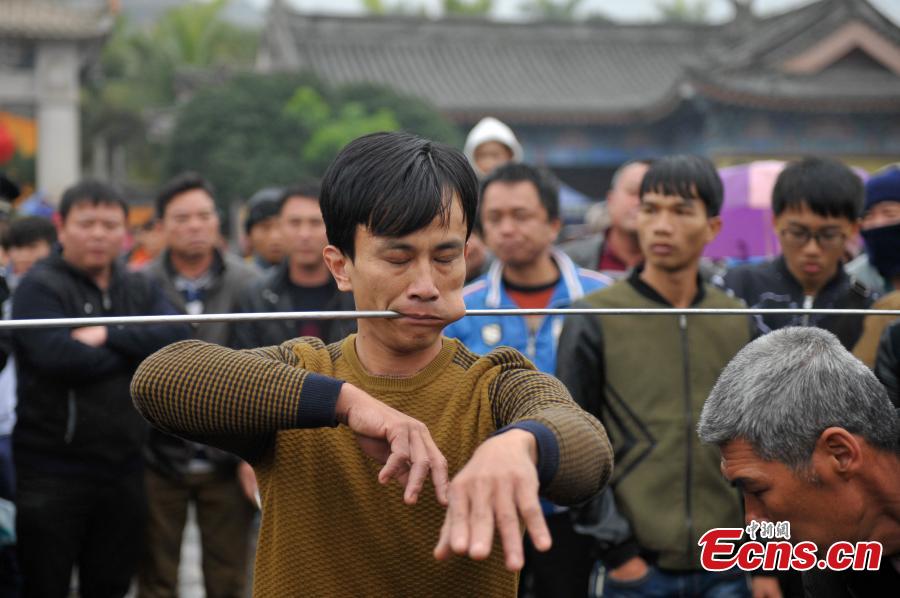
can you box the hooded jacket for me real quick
[463,117,524,175]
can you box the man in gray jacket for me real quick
[141,172,260,598]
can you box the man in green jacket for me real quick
[557,155,777,597]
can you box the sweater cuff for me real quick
[494,420,559,487]
[296,373,344,428]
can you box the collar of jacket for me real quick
[627,264,706,307]
[47,245,125,290]
[774,254,849,300]
[161,248,226,280]
[484,247,586,308]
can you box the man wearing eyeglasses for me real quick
[724,156,873,350]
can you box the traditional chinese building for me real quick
[0,1,112,200]
[258,0,900,195]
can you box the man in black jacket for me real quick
[723,157,873,350]
[11,181,190,598]
[232,182,355,349]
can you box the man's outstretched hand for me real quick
[335,383,449,506]
[433,429,550,571]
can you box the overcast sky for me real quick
[246,0,900,23]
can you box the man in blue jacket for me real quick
[12,181,190,598]
[444,162,610,597]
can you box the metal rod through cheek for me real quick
[0,308,897,329]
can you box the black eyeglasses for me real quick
[779,226,846,250]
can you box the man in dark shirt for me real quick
[233,182,354,348]
[723,157,873,349]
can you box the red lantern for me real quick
[0,123,16,164]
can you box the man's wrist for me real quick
[296,373,345,428]
[493,421,559,487]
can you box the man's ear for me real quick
[814,427,862,477]
[706,215,723,243]
[323,245,353,292]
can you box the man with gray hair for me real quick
[698,327,900,596]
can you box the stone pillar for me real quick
[35,41,81,204]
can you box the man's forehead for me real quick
[641,190,700,205]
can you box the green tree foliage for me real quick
[82,1,259,186]
[655,0,710,22]
[519,0,585,21]
[165,74,462,206]
[443,0,493,17]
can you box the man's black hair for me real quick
[320,132,478,259]
[772,156,864,221]
[640,155,724,217]
[279,179,322,213]
[1,216,57,251]
[480,163,560,223]
[59,180,128,221]
[156,172,215,220]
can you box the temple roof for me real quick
[258,0,900,123]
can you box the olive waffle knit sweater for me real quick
[131,335,612,597]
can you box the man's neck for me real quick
[502,252,559,288]
[606,227,643,268]
[63,254,111,290]
[864,454,900,556]
[353,326,443,377]
[639,263,699,308]
[288,259,331,287]
[170,250,214,279]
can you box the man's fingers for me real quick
[433,515,452,561]
[402,429,430,504]
[467,479,495,560]
[424,434,449,506]
[378,429,411,484]
[494,485,525,570]
[517,481,551,553]
[447,485,471,556]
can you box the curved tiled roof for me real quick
[261,12,723,123]
[260,1,900,122]
[0,1,111,40]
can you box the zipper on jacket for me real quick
[526,328,537,359]
[102,291,112,311]
[64,390,77,444]
[802,295,814,326]
[679,314,695,563]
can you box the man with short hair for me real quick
[698,326,900,596]
[244,187,285,270]
[11,181,189,597]
[557,155,771,597]
[131,132,612,596]
[444,162,610,597]
[723,157,873,350]
[141,172,261,598]
[232,181,355,349]
[561,159,650,278]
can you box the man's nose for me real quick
[407,263,440,302]
[743,495,767,524]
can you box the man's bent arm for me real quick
[486,347,613,505]
[131,339,343,463]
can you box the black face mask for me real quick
[861,221,900,281]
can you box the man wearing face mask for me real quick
[852,166,900,370]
